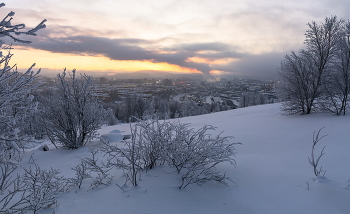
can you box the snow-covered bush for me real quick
[99,118,240,188]
[69,160,92,189]
[21,164,67,213]
[101,127,144,186]
[40,69,109,149]
[0,173,27,213]
[80,149,114,189]
[0,3,46,153]
[0,152,21,194]
[179,166,232,189]
[163,123,239,189]
[0,161,67,214]
[99,118,177,186]
[68,147,123,190]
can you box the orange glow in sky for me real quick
[187,57,237,65]
[11,48,202,75]
[209,70,226,75]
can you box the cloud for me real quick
[18,32,245,76]
[212,52,286,80]
[177,42,231,52]
[14,29,285,79]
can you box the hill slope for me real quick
[23,103,350,214]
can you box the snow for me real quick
[100,130,124,143]
[21,103,350,214]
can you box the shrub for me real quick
[40,69,109,149]
[98,118,240,188]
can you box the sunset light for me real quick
[12,48,201,74]
[4,0,349,79]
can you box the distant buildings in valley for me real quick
[34,73,277,108]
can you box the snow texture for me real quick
[18,103,350,214]
[100,131,124,143]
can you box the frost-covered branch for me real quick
[0,160,67,214]
[0,3,45,154]
[0,152,21,194]
[0,3,46,44]
[21,164,67,213]
[308,127,327,177]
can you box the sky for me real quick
[2,0,350,80]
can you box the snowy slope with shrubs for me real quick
[13,103,349,214]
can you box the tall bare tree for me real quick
[278,51,316,114]
[320,21,350,115]
[278,16,344,114]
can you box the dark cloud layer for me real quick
[177,42,231,52]
[213,52,285,80]
[19,31,282,79]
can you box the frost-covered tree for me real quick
[277,51,318,114]
[278,16,344,114]
[239,92,252,108]
[320,21,350,115]
[0,3,46,153]
[40,69,109,149]
[239,92,268,108]
[125,93,148,121]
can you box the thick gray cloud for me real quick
[212,52,286,80]
[27,36,153,60]
[12,25,288,79]
[12,23,287,79]
[176,42,231,52]
[21,33,246,76]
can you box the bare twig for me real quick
[308,127,327,177]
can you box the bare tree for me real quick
[277,51,317,114]
[40,69,109,149]
[278,16,344,114]
[320,21,350,115]
[239,92,268,108]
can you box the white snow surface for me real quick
[100,130,124,143]
[22,103,350,214]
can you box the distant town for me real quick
[36,72,277,112]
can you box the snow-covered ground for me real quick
[21,103,350,214]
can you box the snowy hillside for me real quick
[19,103,350,214]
